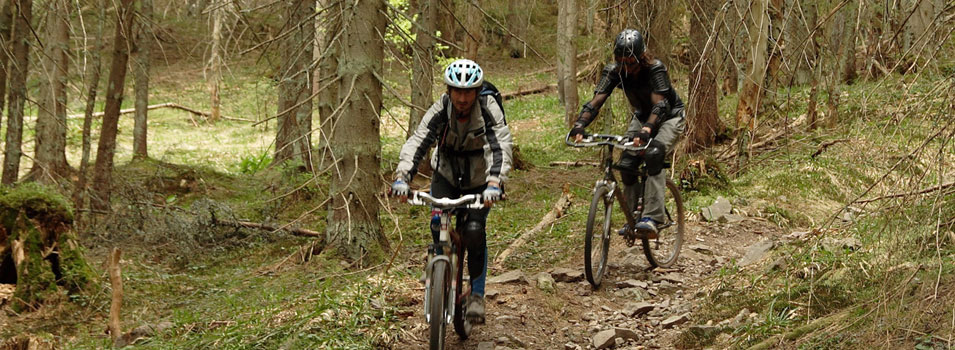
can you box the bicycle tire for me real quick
[642,178,685,268]
[584,183,614,288]
[452,254,471,339]
[429,261,449,350]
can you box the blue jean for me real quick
[430,174,489,297]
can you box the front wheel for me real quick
[428,261,449,350]
[584,183,614,288]
[642,178,685,268]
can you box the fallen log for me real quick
[214,219,324,238]
[855,181,955,204]
[502,84,557,100]
[66,102,254,123]
[810,138,849,158]
[494,185,573,267]
[549,160,600,167]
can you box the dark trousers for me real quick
[430,174,489,296]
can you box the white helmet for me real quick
[443,59,484,89]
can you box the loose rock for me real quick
[536,272,556,292]
[662,314,690,328]
[739,239,775,266]
[489,270,528,285]
[551,268,584,283]
[622,302,655,317]
[701,197,732,222]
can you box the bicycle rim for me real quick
[585,184,613,287]
[429,261,449,350]
[643,178,685,268]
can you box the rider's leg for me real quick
[462,209,490,297]
[429,174,459,253]
[642,115,686,223]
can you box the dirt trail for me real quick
[398,217,786,349]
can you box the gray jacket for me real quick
[396,93,513,189]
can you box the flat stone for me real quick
[536,272,556,292]
[614,327,640,340]
[616,279,649,289]
[564,342,581,350]
[551,268,584,283]
[477,342,495,350]
[701,196,732,222]
[489,270,528,285]
[739,239,775,266]
[485,289,501,299]
[719,214,746,223]
[688,244,714,255]
[661,314,690,328]
[592,329,617,349]
[622,302,655,317]
[821,236,863,252]
[660,273,684,284]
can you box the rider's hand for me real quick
[633,127,651,146]
[569,125,586,143]
[482,183,503,206]
[391,179,410,199]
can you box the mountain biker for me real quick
[391,59,513,324]
[568,29,686,239]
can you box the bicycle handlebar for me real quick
[407,191,485,210]
[564,132,652,152]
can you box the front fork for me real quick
[424,213,459,325]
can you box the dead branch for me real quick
[502,84,556,100]
[548,161,600,167]
[855,181,955,204]
[214,219,324,238]
[494,185,573,267]
[107,248,123,345]
[67,102,254,123]
[810,139,849,158]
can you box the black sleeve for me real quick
[648,60,673,94]
[594,63,621,95]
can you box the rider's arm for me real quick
[573,63,620,129]
[644,60,673,133]
[396,96,446,182]
[482,97,512,186]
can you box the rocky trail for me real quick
[397,198,791,350]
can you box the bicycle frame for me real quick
[409,192,483,326]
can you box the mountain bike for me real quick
[407,191,484,350]
[565,133,685,288]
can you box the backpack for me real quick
[438,81,507,126]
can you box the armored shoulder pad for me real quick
[648,60,672,94]
[595,62,621,94]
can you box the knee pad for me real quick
[463,220,486,248]
[644,140,667,176]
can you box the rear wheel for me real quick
[584,183,614,288]
[642,179,684,268]
[452,252,471,339]
[428,261,449,350]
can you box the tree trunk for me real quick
[326,0,387,262]
[409,0,435,139]
[273,0,314,170]
[505,1,524,58]
[638,0,671,63]
[721,0,743,95]
[0,0,13,129]
[73,0,107,212]
[557,0,578,127]
[1,0,32,185]
[734,0,769,165]
[316,0,341,168]
[30,0,70,183]
[464,0,481,58]
[685,0,724,153]
[209,0,223,123]
[91,0,136,211]
[133,0,152,159]
[762,0,784,106]
[783,0,812,85]
[436,0,456,56]
[841,0,859,83]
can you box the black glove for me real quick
[633,130,650,144]
[569,125,587,139]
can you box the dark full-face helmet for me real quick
[613,29,645,59]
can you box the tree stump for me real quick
[0,183,93,312]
